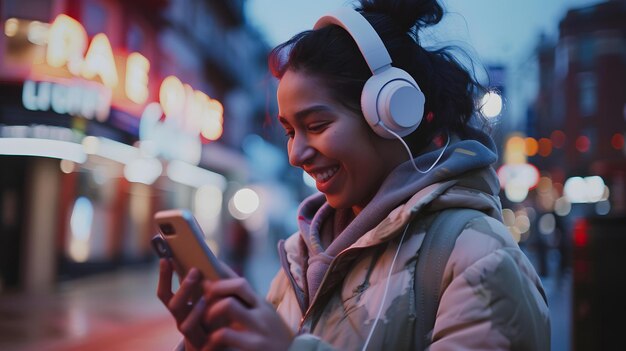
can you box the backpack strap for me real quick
[414,208,486,351]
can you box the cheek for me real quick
[324,133,354,158]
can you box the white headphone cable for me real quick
[361,221,411,351]
[379,122,450,174]
[361,124,448,350]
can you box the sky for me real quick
[245,0,605,66]
[244,0,606,126]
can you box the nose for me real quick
[288,133,315,167]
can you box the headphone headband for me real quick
[314,8,391,74]
[313,8,425,139]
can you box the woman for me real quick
[157,0,550,350]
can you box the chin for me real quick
[324,194,344,209]
[324,194,356,211]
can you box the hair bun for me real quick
[358,0,443,32]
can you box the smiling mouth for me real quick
[311,166,340,184]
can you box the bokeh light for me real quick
[554,196,572,216]
[69,196,94,262]
[538,138,552,157]
[60,159,76,173]
[538,213,556,235]
[504,179,529,203]
[232,188,260,215]
[564,176,607,203]
[551,130,566,149]
[480,91,503,118]
[502,208,515,227]
[595,200,611,215]
[575,135,590,153]
[525,137,538,157]
[611,133,624,150]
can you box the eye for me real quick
[307,122,329,133]
[283,128,295,139]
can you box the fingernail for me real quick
[187,268,199,282]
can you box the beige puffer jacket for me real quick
[267,177,550,351]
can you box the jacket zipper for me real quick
[298,245,364,332]
[297,237,402,332]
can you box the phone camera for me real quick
[155,240,167,254]
[151,235,172,258]
[159,223,176,235]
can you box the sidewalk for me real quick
[0,264,182,351]
[526,247,572,351]
[0,232,281,351]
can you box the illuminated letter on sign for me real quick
[81,33,119,88]
[126,53,150,104]
[159,75,185,123]
[46,14,88,75]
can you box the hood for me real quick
[296,127,501,301]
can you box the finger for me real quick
[218,261,239,278]
[203,296,259,331]
[169,268,202,321]
[157,258,174,305]
[178,297,208,347]
[203,328,259,351]
[203,277,258,308]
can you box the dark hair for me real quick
[268,0,486,153]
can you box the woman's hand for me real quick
[200,277,295,351]
[157,258,208,350]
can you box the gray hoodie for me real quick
[268,130,550,350]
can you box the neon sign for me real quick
[22,79,111,121]
[158,75,224,140]
[45,15,121,90]
[23,14,224,143]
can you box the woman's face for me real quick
[277,69,406,214]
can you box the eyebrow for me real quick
[277,105,333,124]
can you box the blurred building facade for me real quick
[532,0,626,216]
[0,0,274,293]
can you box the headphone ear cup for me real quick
[361,67,425,139]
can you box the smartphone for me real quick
[152,209,229,281]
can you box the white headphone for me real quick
[314,8,425,139]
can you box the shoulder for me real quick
[448,214,542,290]
[445,214,519,277]
[432,214,550,349]
[439,212,547,304]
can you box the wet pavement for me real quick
[0,264,182,351]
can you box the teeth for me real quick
[312,167,339,182]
